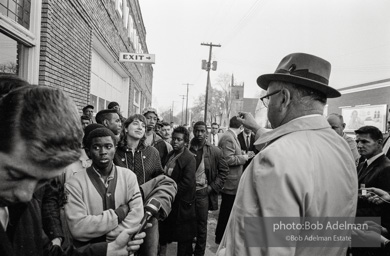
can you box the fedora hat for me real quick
[257,53,340,98]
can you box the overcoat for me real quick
[217,116,358,256]
[159,147,197,243]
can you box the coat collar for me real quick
[255,115,331,145]
[358,154,387,181]
[226,129,241,146]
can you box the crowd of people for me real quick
[2,52,390,256]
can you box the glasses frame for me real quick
[260,90,282,108]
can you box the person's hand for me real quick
[207,185,213,194]
[352,229,384,246]
[237,112,261,133]
[366,187,390,204]
[363,220,383,233]
[217,247,226,256]
[107,226,124,242]
[247,151,256,159]
[106,225,146,256]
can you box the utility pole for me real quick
[201,42,221,123]
[171,101,174,123]
[180,95,186,125]
[183,83,193,125]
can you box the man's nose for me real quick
[15,181,36,203]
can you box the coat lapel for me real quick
[358,155,384,183]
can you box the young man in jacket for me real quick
[189,121,229,256]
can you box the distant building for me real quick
[230,83,244,117]
[0,0,152,117]
[242,98,258,117]
[327,78,390,133]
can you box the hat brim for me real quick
[257,74,341,98]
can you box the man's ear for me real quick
[342,123,346,129]
[280,88,292,110]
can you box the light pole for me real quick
[201,42,221,124]
[180,95,186,125]
[171,101,174,123]
[183,83,193,125]
[171,100,180,123]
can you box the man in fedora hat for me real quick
[217,53,358,256]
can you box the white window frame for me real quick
[0,0,42,84]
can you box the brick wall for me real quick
[39,0,153,113]
[39,0,92,110]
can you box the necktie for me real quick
[246,135,250,151]
[358,161,368,177]
[213,135,215,146]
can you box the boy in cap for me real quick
[142,107,172,163]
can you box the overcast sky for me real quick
[140,0,390,114]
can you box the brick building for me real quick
[0,0,152,117]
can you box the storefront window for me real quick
[0,0,31,29]
[0,32,20,75]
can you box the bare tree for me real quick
[215,73,234,126]
[159,107,180,124]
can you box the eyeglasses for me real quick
[260,90,281,108]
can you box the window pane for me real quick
[0,0,30,29]
[98,97,105,111]
[90,94,98,112]
[0,4,7,16]
[0,33,19,75]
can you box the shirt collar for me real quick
[367,152,384,166]
[292,114,321,122]
[0,207,9,230]
[93,165,115,184]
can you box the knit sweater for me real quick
[64,165,143,242]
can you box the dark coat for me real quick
[237,131,259,170]
[383,135,390,159]
[0,199,108,256]
[357,154,390,225]
[159,147,196,243]
[189,140,229,210]
[1,199,44,256]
